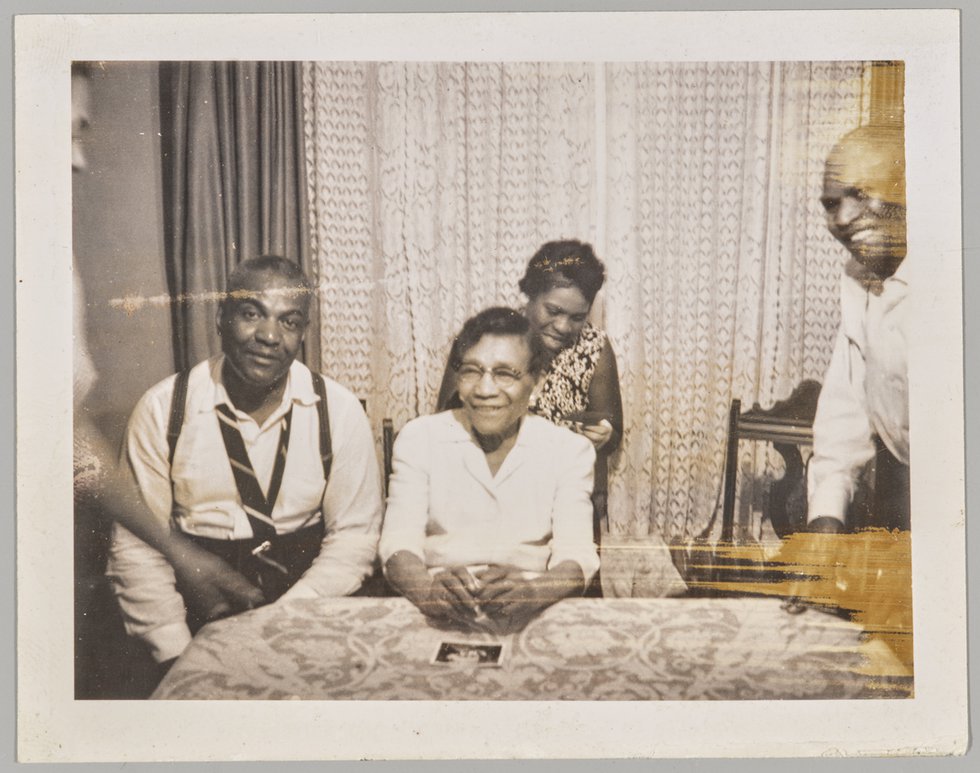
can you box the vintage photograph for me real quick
[17,10,965,761]
[432,642,505,666]
[72,56,913,701]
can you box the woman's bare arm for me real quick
[77,416,263,617]
[585,337,624,453]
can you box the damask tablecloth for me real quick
[152,597,911,700]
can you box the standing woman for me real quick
[437,240,624,544]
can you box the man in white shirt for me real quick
[381,307,599,634]
[807,125,909,534]
[108,256,383,667]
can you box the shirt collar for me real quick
[889,256,910,284]
[844,256,909,295]
[200,355,319,414]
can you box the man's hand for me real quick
[779,518,849,614]
[169,542,265,622]
[807,516,846,535]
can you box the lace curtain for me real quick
[302,62,596,427]
[302,60,868,541]
[604,61,867,541]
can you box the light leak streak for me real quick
[106,281,372,316]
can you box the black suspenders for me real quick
[309,371,333,482]
[166,368,191,467]
[166,368,334,510]
[164,368,333,606]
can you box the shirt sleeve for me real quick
[377,418,430,568]
[807,325,876,525]
[105,378,193,663]
[548,433,600,583]
[285,385,383,599]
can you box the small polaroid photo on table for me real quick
[431,641,505,667]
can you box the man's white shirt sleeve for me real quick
[807,315,876,525]
[282,380,383,599]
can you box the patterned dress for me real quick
[528,322,607,427]
[529,322,612,559]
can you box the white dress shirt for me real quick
[379,410,600,582]
[107,356,383,662]
[808,259,909,524]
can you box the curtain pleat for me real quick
[160,61,315,372]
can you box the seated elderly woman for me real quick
[381,307,599,633]
[437,240,623,542]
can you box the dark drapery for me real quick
[159,61,317,372]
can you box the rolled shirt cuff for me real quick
[807,481,851,525]
[143,622,193,664]
[278,579,322,602]
[549,552,600,588]
[289,570,364,598]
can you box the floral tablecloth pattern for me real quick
[153,597,911,700]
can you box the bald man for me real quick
[807,125,910,534]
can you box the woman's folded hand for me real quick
[414,565,481,624]
[474,565,554,633]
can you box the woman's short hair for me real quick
[517,240,606,305]
[450,307,548,378]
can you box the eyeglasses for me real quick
[455,363,526,388]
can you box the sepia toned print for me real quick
[16,9,965,762]
[73,57,912,701]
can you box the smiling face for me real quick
[821,129,907,276]
[524,284,591,354]
[456,333,535,440]
[217,270,310,394]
